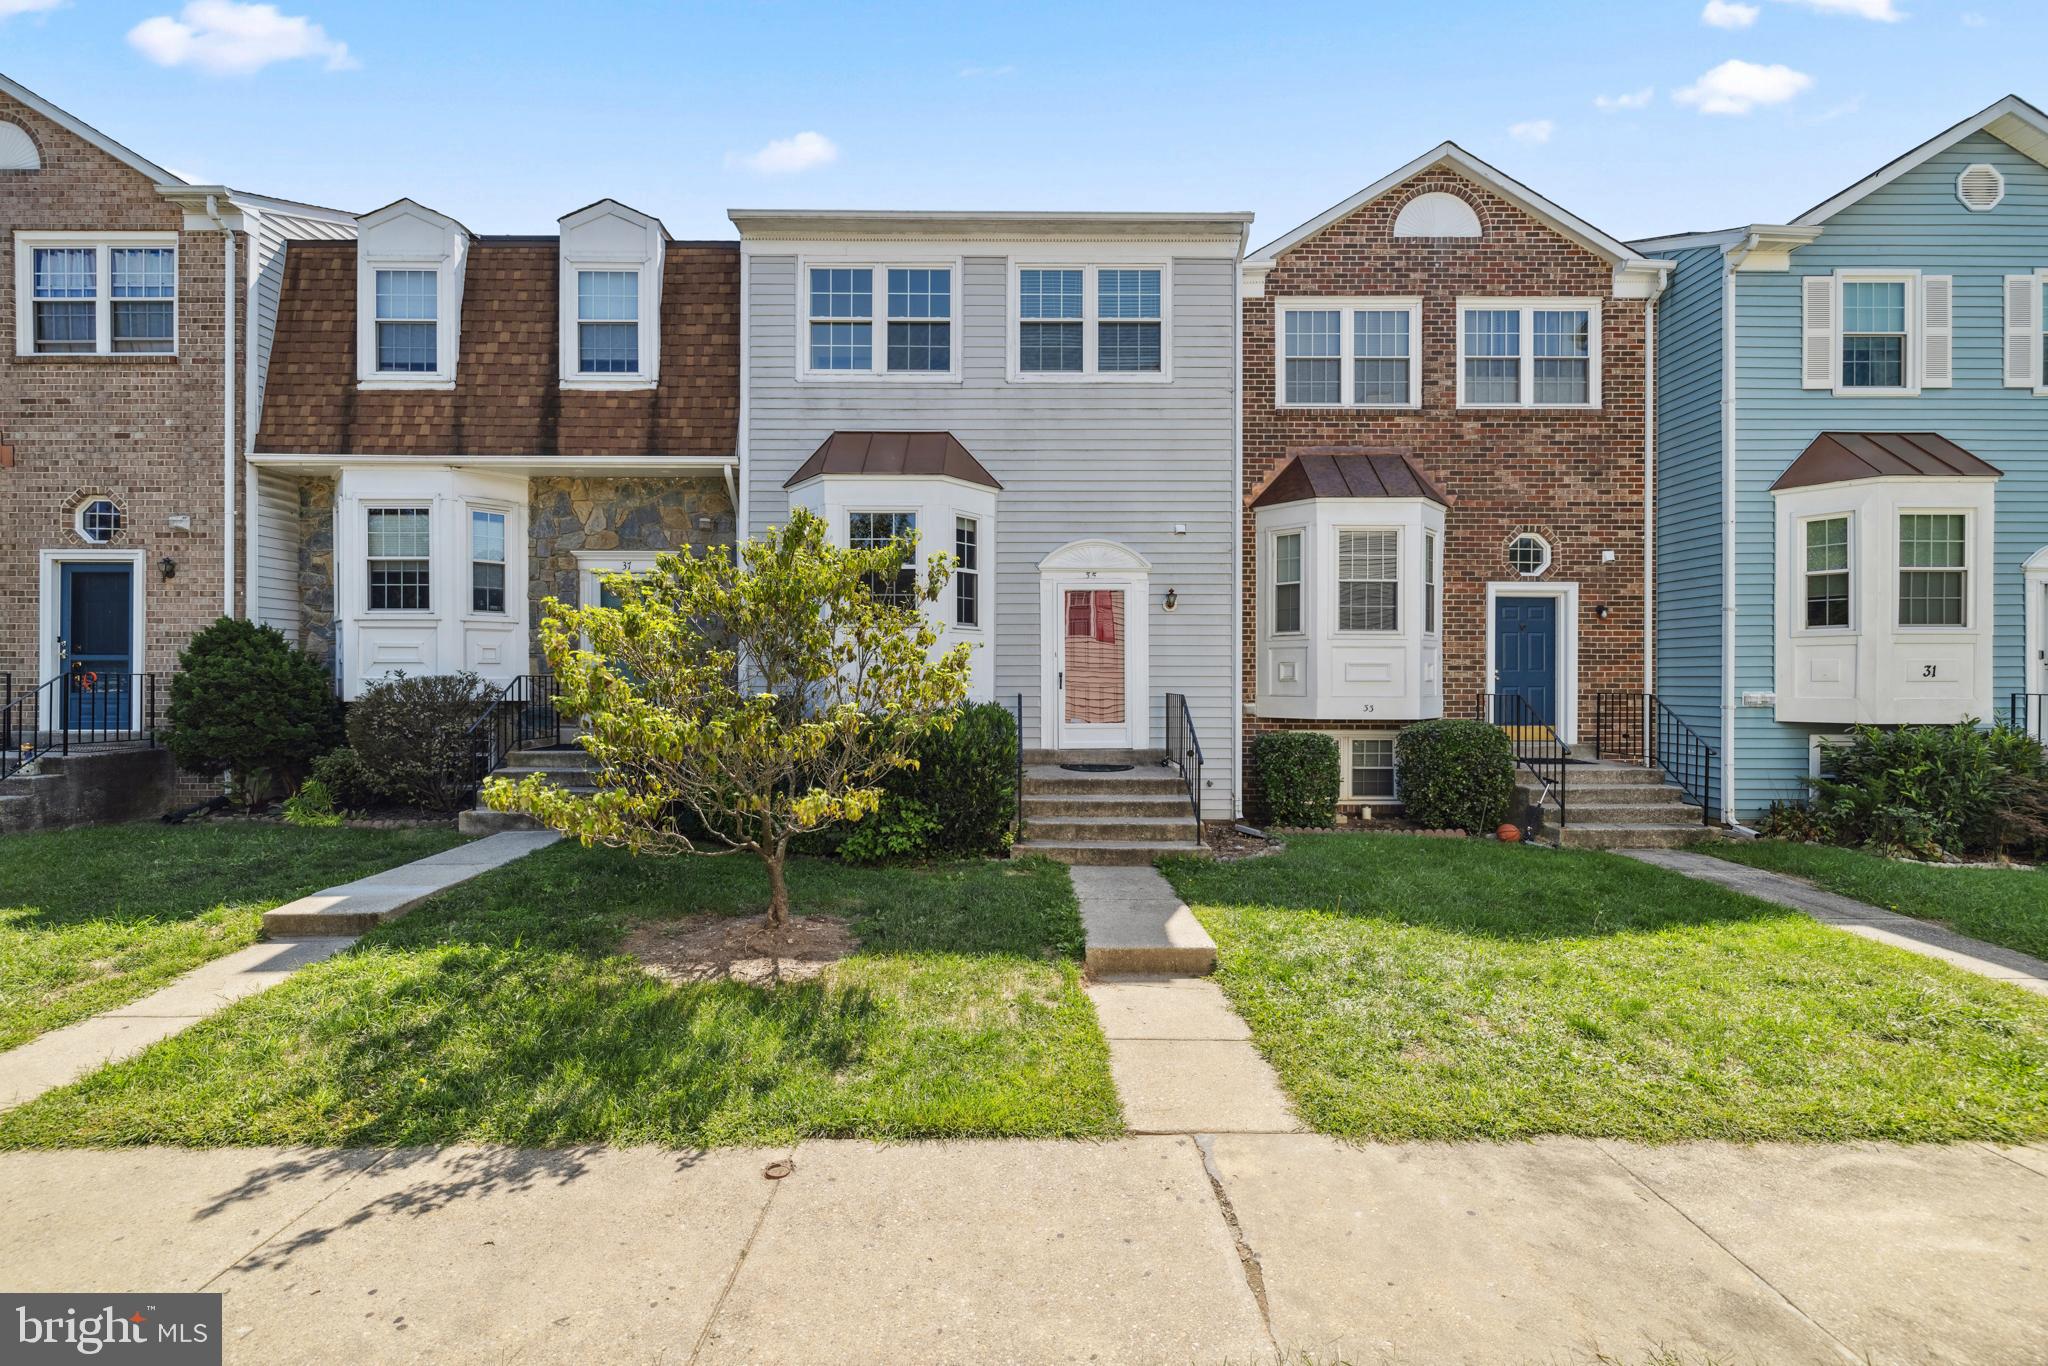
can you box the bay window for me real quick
[1898,513,1967,627]
[1276,299,1420,407]
[1457,299,1600,409]
[471,510,507,614]
[1272,531,1303,634]
[850,510,918,606]
[1337,529,1399,632]
[16,235,177,357]
[367,507,431,611]
[1013,264,1168,378]
[1803,516,1851,629]
[954,516,980,627]
[1424,530,1439,635]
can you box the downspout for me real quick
[205,194,237,618]
[1231,228,1247,820]
[734,244,750,539]
[1717,238,1754,825]
[242,209,263,625]
[1641,280,1660,701]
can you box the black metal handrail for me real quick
[462,674,563,795]
[2012,693,2047,743]
[1009,692,1025,840]
[1,671,165,783]
[1164,691,1203,826]
[1592,691,1717,826]
[1476,691,1568,837]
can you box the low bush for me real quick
[838,702,1018,862]
[165,618,340,806]
[309,746,382,812]
[839,795,943,865]
[282,779,343,828]
[1252,732,1340,828]
[1396,719,1516,833]
[346,672,492,812]
[1807,722,2048,859]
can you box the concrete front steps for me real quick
[458,744,595,836]
[1517,760,1721,850]
[1012,750,1207,866]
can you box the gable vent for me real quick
[1956,163,2005,212]
[0,122,40,173]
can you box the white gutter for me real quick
[205,194,237,618]
[1231,223,1247,819]
[1716,237,1751,824]
[242,206,262,626]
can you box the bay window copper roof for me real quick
[784,431,1002,489]
[1249,448,1450,508]
[1770,432,2003,491]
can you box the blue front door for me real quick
[1494,596,1557,728]
[59,562,135,732]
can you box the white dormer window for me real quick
[559,200,665,389]
[356,200,468,390]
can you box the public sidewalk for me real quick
[2,1137,2042,1364]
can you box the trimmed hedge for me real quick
[1253,731,1341,828]
[1397,719,1516,833]
[346,672,492,812]
[840,701,1019,862]
[165,617,340,806]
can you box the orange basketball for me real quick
[1496,824,1522,843]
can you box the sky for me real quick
[1,0,2043,247]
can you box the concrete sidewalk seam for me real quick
[686,1147,792,1366]
[1193,1134,1278,1359]
[1977,1142,2048,1182]
[194,1155,378,1296]
[1593,1141,1863,1365]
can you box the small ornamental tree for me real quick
[484,507,971,930]
[165,617,340,806]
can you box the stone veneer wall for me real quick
[528,475,735,661]
[296,475,336,661]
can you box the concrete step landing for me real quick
[1069,864,1217,974]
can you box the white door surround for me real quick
[1482,580,1580,745]
[2026,546,2048,697]
[1038,539,1150,750]
[36,548,147,730]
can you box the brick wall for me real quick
[1242,166,1650,814]
[0,92,244,698]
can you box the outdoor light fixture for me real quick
[1163,588,1179,612]
[159,556,177,580]
[1594,603,1609,620]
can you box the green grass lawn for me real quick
[1162,834,2048,1143]
[0,823,466,1051]
[1699,840,2048,961]
[0,844,1121,1148]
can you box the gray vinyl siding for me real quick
[1729,130,2048,814]
[252,468,302,637]
[744,250,1241,817]
[1651,244,1729,805]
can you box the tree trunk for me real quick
[761,847,791,928]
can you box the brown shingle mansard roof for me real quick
[255,239,738,456]
[1249,448,1451,508]
[784,432,1003,490]
[1769,432,2003,492]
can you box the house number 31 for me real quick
[1921,664,1939,679]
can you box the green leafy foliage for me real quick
[164,618,340,807]
[1252,732,1341,827]
[346,672,492,813]
[839,795,943,865]
[309,746,381,812]
[1396,719,1515,833]
[485,508,972,924]
[857,700,1018,859]
[282,779,343,828]
[1807,723,2048,859]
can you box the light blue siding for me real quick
[1651,244,1728,804]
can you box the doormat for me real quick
[1061,763,1134,773]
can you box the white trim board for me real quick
[37,549,148,729]
[1793,94,2048,227]
[1482,580,1580,746]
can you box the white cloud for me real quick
[1508,119,1554,145]
[958,63,1015,78]
[1674,59,1814,115]
[1960,10,1987,25]
[128,1,355,75]
[0,0,67,17]
[1701,0,1760,27]
[728,131,840,175]
[1594,87,1654,112]
[1773,0,1905,19]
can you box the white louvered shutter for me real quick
[1920,275,1953,389]
[2006,275,2041,389]
[1801,275,1836,390]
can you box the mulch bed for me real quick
[622,913,856,987]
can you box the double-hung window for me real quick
[953,516,980,627]
[471,510,507,614]
[1457,299,1599,408]
[374,269,439,374]
[1271,531,1303,634]
[1336,529,1399,632]
[1840,280,1908,390]
[1276,299,1421,407]
[849,511,917,606]
[18,236,177,356]
[576,270,638,374]
[1898,513,1968,627]
[805,265,955,376]
[1015,264,1166,377]
[1803,516,1850,629]
[367,507,431,612]
[1348,737,1397,801]
[1423,531,1439,635]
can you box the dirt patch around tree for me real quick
[622,914,857,987]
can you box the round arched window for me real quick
[1507,533,1551,577]
[77,498,123,544]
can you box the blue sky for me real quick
[2,1,2042,245]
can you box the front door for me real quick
[1494,595,1557,730]
[1056,586,1129,748]
[59,562,136,733]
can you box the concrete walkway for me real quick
[3,1137,2043,1364]
[1622,848,2048,995]
[0,830,560,1113]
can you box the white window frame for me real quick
[1834,270,1920,398]
[847,507,920,607]
[569,267,644,383]
[1007,261,1173,383]
[1796,512,1855,635]
[1343,733,1401,805]
[797,257,962,382]
[13,232,179,358]
[467,506,510,619]
[364,503,434,616]
[953,514,982,631]
[1274,297,1422,409]
[1269,529,1305,636]
[1454,297,1602,410]
[1333,525,1402,636]
[1424,529,1439,637]
[73,497,124,545]
[365,264,446,384]
[1506,532,1552,579]
[1895,507,1973,633]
